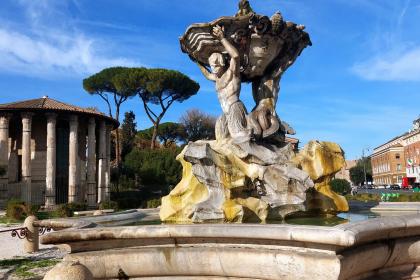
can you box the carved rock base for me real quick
[160,139,314,223]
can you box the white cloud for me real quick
[0,0,140,78]
[351,47,420,81]
[0,29,137,78]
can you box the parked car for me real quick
[390,184,400,190]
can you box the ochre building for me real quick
[371,117,420,185]
[0,97,118,208]
[371,142,405,185]
[403,119,420,184]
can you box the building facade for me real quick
[403,118,420,185]
[371,117,420,186]
[371,143,405,185]
[0,97,118,208]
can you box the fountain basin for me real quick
[41,215,420,280]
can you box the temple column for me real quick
[78,124,87,203]
[45,113,57,207]
[105,124,112,202]
[68,115,79,203]
[21,112,33,203]
[0,114,11,202]
[87,118,96,208]
[97,120,106,204]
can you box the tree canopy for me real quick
[83,67,136,118]
[137,122,185,148]
[330,179,351,195]
[180,109,216,142]
[349,157,372,186]
[83,67,137,165]
[121,111,137,160]
[112,68,200,149]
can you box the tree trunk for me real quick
[115,106,121,166]
[150,121,160,150]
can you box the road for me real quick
[357,188,418,195]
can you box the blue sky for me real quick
[0,0,419,159]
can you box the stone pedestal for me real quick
[23,215,39,253]
[68,115,79,203]
[87,118,96,208]
[21,113,33,203]
[45,113,57,207]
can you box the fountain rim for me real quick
[40,214,420,248]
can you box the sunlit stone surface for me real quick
[294,140,349,213]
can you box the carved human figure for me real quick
[197,25,251,143]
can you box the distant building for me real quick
[335,160,357,183]
[0,97,118,208]
[371,117,420,186]
[371,142,405,185]
[403,118,420,185]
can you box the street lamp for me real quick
[362,148,370,186]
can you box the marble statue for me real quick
[197,25,251,144]
[160,1,347,223]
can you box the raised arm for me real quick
[196,62,216,81]
[213,25,240,74]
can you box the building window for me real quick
[396,154,400,159]
[397,164,401,171]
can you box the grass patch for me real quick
[0,215,21,224]
[0,258,60,279]
[346,193,420,202]
[345,193,381,202]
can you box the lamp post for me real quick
[362,148,370,186]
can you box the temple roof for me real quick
[0,97,118,127]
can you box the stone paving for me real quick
[0,223,65,279]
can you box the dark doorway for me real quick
[56,120,69,204]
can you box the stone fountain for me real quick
[40,2,420,279]
[160,0,347,223]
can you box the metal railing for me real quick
[0,226,28,239]
[0,225,52,238]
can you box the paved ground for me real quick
[0,223,65,279]
[0,225,64,260]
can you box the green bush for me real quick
[124,147,182,194]
[410,193,420,202]
[99,200,119,211]
[111,190,146,209]
[345,193,381,202]
[5,199,39,221]
[146,198,161,208]
[54,203,87,218]
[330,179,351,195]
[6,199,27,220]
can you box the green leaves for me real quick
[83,67,132,96]
[124,148,182,188]
[84,67,199,104]
[84,66,200,149]
[330,179,351,195]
